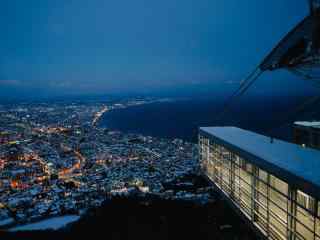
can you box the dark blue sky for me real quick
[1,0,317,98]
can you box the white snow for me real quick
[294,121,320,128]
[9,215,80,231]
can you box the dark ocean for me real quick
[100,95,320,143]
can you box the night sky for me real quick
[1,0,317,99]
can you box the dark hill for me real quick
[1,195,257,240]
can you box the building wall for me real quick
[293,126,320,150]
[199,133,320,240]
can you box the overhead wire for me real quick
[214,67,263,121]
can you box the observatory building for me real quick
[199,127,320,240]
[293,122,320,150]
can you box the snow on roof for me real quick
[294,121,320,128]
[9,215,80,232]
[200,127,320,189]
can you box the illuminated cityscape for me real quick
[0,99,200,229]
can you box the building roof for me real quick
[294,121,320,129]
[200,127,320,197]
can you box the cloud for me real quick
[49,81,73,88]
[0,80,21,86]
[225,80,239,85]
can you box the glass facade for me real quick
[199,133,320,240]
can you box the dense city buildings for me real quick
[294,122,320,150]
[199,127,320,240]
[0,98,201,230]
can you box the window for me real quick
[295,190,316,240]
[258,169,268,183]
[270,175,288,196]
[316,202,320,239]
[297,190,315,213]
[296,206,314,240]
